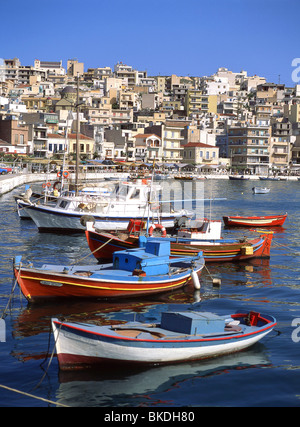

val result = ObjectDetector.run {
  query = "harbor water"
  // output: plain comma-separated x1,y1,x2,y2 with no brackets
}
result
0,178,300,407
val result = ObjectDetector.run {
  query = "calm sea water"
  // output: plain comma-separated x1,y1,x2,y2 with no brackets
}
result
0,178,300,408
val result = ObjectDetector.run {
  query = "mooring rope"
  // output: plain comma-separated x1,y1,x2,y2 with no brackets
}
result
71,236,114,265
272,240,299,254
0,384,69,407
32,322,63,391
1,262,22,319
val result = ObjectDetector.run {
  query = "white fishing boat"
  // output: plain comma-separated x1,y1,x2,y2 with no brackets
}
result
52,308,276,369
15,182,114,220
252,187,270,194
23,179,193,233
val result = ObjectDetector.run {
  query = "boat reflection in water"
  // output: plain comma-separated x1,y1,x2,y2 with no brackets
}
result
56,346,271,407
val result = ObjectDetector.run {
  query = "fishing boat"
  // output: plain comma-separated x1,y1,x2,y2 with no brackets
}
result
13,239,204,302
223,213,287,227
229,175,250,180
51,308,277,369
15,182,114,220
252,187,270,194
22,179,193,233
259,176,280,181
85,221,273,263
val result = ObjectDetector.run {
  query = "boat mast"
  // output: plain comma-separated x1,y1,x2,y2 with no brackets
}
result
75,72,80,196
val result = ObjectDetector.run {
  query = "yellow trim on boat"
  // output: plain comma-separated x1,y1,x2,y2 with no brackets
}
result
19,275,188,291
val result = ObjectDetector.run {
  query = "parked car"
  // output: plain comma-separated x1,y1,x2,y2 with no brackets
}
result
0,164,12,174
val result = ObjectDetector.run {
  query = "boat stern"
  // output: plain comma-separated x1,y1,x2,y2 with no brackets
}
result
260,232,273,258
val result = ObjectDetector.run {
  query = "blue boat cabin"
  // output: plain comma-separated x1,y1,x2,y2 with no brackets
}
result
113,239,171,275
160,311,225,335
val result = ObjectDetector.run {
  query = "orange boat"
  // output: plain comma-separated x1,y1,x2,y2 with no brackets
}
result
85,223,273,263
13,239,204,303
223,213,287,227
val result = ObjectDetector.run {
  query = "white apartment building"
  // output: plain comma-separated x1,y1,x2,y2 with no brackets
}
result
200,76,230,95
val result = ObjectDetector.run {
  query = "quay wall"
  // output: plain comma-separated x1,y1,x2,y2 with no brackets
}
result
0,172,298,197
0,172,127,196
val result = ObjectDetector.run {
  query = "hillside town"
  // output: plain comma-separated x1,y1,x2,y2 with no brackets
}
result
1,57,300,175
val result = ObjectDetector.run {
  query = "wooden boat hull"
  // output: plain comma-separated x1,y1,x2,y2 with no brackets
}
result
229,175,250,180
252,187,270,194
13,260,204,303
51,311,276,369
223,214,287,227
86,229,273,263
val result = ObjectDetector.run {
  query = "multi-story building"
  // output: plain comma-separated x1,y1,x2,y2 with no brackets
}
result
200,76,230,95
85,67,113,82
134,133,162,161
1,58,21,83
185,89,217,117
185,88,204,116
0,117,29,147
255,102,273,126
32,123,48,157
156,76,167,94
270,118,294,170
114,63,146,88
119,90,139,110
183,142,219,165
34,60,66,77
162,120,188,161
67,59,84,77
228,123,271,174
47,133,67,157
22,95,57,113
68,132,95,159
286,103,300,124
0,116,30,154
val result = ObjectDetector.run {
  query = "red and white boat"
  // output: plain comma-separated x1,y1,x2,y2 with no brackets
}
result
223,213,287,227
52,309,277,369
85,222,273,263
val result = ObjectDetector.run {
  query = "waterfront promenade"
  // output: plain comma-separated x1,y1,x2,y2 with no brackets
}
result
0,172,298,197
0,171,124,196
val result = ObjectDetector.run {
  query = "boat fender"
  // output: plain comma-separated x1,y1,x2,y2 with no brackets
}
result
148,224,167,237
213,278,221,287
80,215,95,227
191,270,200,289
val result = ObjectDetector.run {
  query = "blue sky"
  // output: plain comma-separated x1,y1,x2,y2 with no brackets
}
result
2,0,300,86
